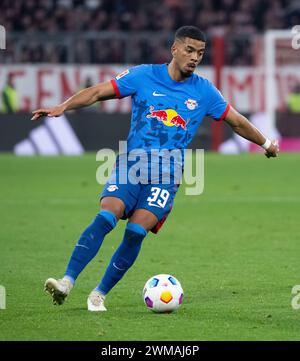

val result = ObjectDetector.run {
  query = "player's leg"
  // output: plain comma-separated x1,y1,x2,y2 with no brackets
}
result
88,209,158,311
90,183,178,304
63,197,124,282
128,209,159,230
44,197,125,305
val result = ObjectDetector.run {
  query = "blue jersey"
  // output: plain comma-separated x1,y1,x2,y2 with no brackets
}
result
111,63,229,153
103,64,229,233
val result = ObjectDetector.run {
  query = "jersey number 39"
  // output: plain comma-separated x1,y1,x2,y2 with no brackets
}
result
147,187,170,208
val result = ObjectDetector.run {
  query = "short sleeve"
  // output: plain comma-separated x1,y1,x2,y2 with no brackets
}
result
205,81,230,121
111,65,147,99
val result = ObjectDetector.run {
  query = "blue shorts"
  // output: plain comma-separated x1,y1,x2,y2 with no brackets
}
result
100,154,181,234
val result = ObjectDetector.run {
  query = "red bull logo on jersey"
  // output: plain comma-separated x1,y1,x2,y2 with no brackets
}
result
146,106,187,130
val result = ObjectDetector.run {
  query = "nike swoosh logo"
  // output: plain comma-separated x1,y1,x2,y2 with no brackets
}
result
153,91,166,96
113,262,126,271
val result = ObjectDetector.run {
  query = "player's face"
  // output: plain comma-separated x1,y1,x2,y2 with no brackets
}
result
172,37,206,77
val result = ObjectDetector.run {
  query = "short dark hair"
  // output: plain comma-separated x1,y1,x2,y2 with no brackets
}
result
175,26,206,42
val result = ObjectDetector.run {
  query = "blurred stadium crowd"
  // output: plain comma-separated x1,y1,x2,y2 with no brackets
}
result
1,0,300,64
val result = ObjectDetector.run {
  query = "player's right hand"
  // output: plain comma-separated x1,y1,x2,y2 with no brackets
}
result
31,105,66,121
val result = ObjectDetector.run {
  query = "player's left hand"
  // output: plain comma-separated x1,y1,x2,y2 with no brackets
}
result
265,140,279,158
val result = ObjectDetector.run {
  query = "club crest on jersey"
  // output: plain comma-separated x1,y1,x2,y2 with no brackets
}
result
116,69,129,80
185,99,198,110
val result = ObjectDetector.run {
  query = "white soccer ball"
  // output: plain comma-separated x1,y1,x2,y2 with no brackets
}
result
142,274,184,313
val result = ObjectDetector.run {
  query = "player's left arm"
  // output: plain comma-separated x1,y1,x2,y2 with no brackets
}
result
223,106,279,158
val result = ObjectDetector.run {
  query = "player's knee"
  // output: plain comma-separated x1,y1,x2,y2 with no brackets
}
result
100,197,125,220
129,210,158,232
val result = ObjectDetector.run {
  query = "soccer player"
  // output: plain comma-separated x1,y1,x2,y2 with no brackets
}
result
32,26,279,312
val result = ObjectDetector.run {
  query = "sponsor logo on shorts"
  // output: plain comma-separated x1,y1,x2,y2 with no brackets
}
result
107,185,118,192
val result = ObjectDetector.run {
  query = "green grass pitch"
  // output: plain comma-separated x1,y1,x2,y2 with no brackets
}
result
0,152,299,340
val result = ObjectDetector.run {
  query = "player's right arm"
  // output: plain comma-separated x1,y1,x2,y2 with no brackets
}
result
31,80,116,121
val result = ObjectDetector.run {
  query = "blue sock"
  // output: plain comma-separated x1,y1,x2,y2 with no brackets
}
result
64,210,117,283
95,222,147,295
